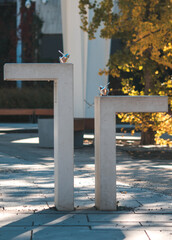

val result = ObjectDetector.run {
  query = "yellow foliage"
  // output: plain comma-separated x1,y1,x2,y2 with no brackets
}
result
98,69,109,76
79,0,172,145
118,110,172,146
131,129,135,136
163,43,172,52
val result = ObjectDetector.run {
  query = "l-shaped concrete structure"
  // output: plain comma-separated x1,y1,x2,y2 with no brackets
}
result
4,63,168,211
95,96,168,210
4,63,74,211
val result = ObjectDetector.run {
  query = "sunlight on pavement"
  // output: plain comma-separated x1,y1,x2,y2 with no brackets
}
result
11,137,39,144
0,179,34,187
153,165,172,169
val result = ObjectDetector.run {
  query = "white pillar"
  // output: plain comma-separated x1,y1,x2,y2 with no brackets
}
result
95,98,116,210
36,0,62,34
95,96,168,210
54,70,74,211
61,0,111,118
61,0,85,118
85,7,110,118
4,63,74,211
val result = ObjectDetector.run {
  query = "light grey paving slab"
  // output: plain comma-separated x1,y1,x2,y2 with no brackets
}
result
135,209,172,214
132,197,172,205
135,206,172,212
35,189,54,194
117,193,134,200
33,227,90,240
88,213,172,222
118,199,141,208
3,205,49,212
0,227,31,240
0,213,34,227
75,203,95,209
32,226,148,240
142,226,172,231
146,230,172,240
91,222,141,230
34,213,88,226
74,194,95,207
0,201,48,208
0,197,47,204
139,222,172,231
1,194,48,200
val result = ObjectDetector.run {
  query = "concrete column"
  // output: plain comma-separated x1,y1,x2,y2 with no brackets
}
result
95,98,116,210
36,0,62,34
54,70,74,210
95,96,168,210
61,0,85,118
4,63,74,211
61,0,111,118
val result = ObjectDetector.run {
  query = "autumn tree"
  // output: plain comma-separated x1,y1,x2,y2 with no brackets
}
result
79,0,172,145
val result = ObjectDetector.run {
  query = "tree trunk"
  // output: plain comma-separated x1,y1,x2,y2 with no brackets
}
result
141,62,155,145
141,128,155,145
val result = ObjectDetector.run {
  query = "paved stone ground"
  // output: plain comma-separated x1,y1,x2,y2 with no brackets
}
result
116,148,172,196
0,130,172,239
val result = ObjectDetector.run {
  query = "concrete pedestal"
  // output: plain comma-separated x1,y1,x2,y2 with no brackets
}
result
38,119,84,148
4,63,74,211
95,96,168,210
38,119,54,148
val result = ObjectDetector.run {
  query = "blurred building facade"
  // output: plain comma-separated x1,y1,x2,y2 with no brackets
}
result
0,0,120,119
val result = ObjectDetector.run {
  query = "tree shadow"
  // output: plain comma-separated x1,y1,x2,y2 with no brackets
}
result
116,149,172,196
0,132,171,240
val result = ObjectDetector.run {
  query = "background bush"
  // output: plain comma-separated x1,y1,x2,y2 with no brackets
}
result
0,87,53,109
